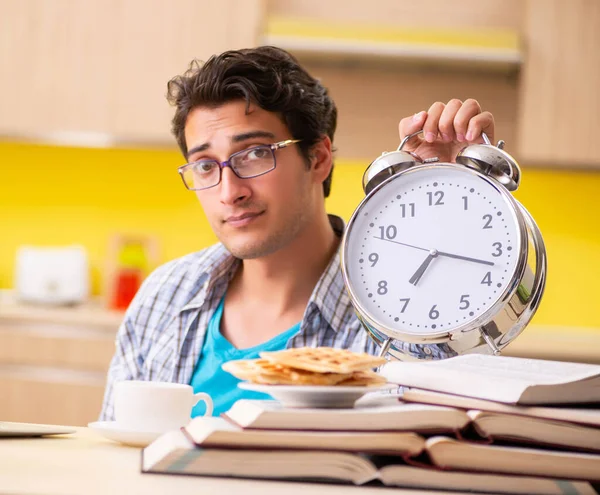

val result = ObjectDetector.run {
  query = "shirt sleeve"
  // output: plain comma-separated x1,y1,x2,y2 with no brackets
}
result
98,316,143,421
97,265,166,421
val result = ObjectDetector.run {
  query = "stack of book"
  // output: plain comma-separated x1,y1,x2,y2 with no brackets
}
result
142,354,600,494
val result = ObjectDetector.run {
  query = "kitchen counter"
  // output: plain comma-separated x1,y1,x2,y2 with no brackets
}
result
503,324,600,364
0,290,123,330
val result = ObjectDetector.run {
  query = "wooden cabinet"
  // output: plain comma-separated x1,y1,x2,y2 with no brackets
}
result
268,0,600,166
0,0,265,144
0,294,121,426
267,0,523,29
301,63,519,164
516,0,600,167
262,0,524,160
2,0,598,165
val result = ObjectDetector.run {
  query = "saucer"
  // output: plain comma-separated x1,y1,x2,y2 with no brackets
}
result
238,382,396,409
87,421,164,448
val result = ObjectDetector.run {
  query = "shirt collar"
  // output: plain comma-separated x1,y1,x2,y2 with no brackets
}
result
180,245,239,312
180,214,351,334
303,214,351,334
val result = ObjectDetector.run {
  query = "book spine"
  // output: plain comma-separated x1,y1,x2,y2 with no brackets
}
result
456,424,493,445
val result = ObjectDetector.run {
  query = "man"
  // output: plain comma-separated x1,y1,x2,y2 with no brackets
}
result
100,46,495,419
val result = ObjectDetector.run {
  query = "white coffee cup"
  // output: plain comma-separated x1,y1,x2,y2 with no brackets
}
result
114,380,213,432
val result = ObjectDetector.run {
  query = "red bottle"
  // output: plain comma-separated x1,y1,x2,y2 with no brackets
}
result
111,268,143,311
109,242,147,311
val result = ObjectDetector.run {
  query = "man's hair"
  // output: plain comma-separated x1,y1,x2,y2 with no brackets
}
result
166,46,337,197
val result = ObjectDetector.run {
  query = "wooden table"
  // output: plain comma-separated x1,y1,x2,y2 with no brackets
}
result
0,428,468,495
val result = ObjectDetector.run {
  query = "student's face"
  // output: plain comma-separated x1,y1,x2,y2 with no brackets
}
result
183,101,321,259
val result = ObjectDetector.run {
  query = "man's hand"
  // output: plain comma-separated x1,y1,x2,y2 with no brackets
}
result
398,99,495,163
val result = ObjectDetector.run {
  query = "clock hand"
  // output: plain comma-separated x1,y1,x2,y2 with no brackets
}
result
409,250,438,285
373,236,430,252
436,251,495,266
374,236,494,266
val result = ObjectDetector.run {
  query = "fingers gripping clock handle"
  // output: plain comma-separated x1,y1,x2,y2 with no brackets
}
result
398,130,492,151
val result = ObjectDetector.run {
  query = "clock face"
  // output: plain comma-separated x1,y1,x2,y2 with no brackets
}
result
343,165,523,337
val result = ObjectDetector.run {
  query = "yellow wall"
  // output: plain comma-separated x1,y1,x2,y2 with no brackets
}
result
1,142,599,329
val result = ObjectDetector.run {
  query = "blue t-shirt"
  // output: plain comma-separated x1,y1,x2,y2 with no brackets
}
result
190,296,300,417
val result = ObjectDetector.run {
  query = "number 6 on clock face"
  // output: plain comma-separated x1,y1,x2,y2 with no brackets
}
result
342,165,529,341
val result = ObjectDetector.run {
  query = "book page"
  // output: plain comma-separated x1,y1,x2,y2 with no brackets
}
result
381,355,600,403
225,399,470,432
467,409,600,452
144,445,379,485
425,436,600,481
431,355,600,384
186,416,426,455
379,464,598,495
402,388,600,427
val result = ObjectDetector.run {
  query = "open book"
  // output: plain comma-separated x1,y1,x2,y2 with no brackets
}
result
380,354,600,405
462,409,600,452
402,388,600,428
222,398,469,432
222,399,600,452
142,427,600,490
180,417,424,455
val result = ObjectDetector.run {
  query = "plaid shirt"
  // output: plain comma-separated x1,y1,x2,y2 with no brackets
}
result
100,215,451,421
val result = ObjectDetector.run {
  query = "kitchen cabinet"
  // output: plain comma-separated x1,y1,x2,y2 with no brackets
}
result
0,293,121,426
0,0,265,145
516,0,600,166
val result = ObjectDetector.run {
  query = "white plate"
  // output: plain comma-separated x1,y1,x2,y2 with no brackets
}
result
238,382,396,409
87,421,163,448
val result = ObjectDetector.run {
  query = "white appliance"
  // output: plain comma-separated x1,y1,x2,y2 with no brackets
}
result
14,245,90,305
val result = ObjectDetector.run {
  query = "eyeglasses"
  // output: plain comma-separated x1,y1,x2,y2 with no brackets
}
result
178,139,302,191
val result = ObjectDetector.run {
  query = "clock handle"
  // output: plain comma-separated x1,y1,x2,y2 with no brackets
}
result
399,130,497,151
398,129,441,161
398,130,423,151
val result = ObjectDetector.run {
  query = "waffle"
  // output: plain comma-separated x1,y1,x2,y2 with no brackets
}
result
223,357,351,385
259,347,386,374
221,358,273,380
222,347,387,387
337,370,388,387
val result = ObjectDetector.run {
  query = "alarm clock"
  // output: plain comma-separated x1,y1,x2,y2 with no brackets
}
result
341,131,547,360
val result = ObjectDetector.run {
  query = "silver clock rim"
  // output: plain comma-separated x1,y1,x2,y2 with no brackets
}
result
340,163,529,345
